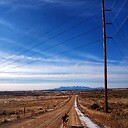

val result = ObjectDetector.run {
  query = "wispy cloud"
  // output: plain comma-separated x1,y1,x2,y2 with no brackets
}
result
0,19,17,30
0,0,127,91
0,37,23,48
0,0,49,8
0,52,127,90
0,19,25,34
0,0,15,5
0,0,91,9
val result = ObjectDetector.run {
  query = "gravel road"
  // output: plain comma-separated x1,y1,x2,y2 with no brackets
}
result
1,96,83,128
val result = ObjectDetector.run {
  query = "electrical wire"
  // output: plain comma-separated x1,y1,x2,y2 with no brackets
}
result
0,1,101,65
0,13,101,68
0,39,102,73
111,0,117,9
106,10,128,50
112,0,127,22
113,16,128,37
1,26,101,68
112,24,128,50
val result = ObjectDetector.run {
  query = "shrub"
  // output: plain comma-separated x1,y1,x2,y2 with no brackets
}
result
90,103,100,110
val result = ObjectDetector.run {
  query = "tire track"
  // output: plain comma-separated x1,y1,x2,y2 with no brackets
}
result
36,96,75,128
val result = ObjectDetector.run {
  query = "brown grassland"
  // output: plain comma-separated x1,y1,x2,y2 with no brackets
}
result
0,89,127,128
0,91,70,124
78,89,128,128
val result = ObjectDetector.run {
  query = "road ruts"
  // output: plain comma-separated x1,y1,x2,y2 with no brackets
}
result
1,96,78,128
67,103,82,127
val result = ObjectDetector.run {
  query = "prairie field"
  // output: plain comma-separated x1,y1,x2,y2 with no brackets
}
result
0,91,70,125
0,89,127,128
78,89,128,128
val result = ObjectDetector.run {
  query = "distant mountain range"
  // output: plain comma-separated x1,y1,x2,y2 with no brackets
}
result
52,86,104,91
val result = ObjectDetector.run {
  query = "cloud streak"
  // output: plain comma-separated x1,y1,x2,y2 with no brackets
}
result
0,0,127,90
0,52,127,90
0,0,96,10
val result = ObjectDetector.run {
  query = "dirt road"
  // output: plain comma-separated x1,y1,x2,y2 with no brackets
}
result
1,96,83,128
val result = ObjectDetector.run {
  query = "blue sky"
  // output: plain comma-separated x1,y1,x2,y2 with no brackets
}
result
0,0,128,91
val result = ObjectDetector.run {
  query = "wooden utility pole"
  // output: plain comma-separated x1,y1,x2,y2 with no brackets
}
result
101,0,108,113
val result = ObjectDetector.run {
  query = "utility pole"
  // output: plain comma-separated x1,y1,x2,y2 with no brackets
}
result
101,0,108,113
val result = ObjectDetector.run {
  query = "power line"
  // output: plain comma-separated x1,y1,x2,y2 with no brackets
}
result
105,5,128,38
112,38,126,57
0,39,102,73
107,37,128,64
109,11,128,44
34,26,102,55
0,13,101,68
0,22,69,64
107,36,126,57
0,26,101,69
0,1,101,65
112,24,128,50
113,39,128,63
112,0,127,22
106,9,128,50
105,2,128,43
48,40,102,59
111,0,117,9
113,16,128,37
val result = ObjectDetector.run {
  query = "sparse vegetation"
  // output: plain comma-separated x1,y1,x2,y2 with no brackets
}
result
0,89,127,128
90,103,100,110
78,89,128,128
0,91,70,125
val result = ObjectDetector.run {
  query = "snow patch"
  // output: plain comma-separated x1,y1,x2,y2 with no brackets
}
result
75,96,100,128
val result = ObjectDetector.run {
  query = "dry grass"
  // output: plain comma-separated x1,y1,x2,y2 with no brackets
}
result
0,93,70,124
1,89,127,128
78,89,128,128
